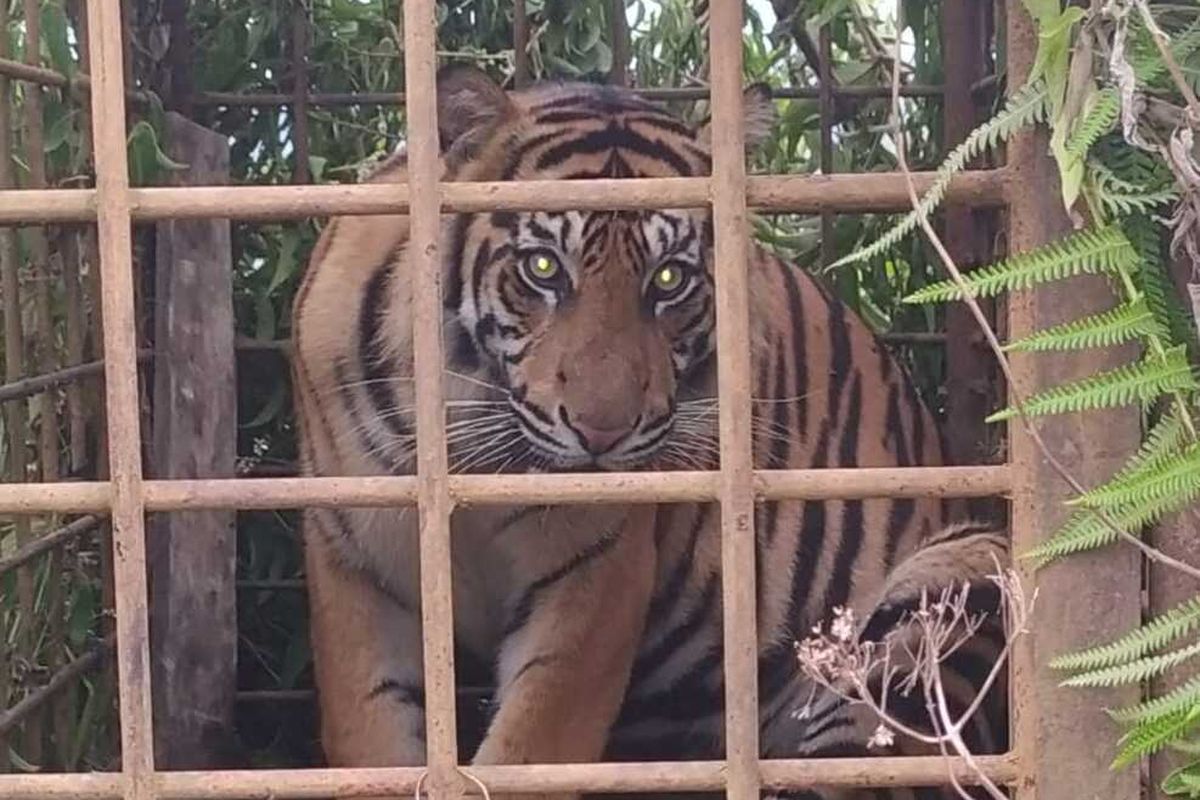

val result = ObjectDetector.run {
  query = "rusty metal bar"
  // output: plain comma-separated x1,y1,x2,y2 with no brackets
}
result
0,465,1011,514
0,753,1019,799
0,351,152,403
512,0,531,88
0,515,101,576
191,84,952,106
291,1,311,183
609,0,630,86
86,1,156,797
402,0,460,784
709,3,760,800
0,639,112,736
818,26,835,270
0,169,1009,224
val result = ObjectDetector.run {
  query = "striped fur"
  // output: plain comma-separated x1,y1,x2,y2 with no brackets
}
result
292,66,1007,799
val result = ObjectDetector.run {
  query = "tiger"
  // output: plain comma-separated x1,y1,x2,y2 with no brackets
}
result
291,65,1009,800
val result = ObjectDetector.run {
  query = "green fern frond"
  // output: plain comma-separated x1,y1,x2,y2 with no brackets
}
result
1027,471,1200,564
1079,409,1191,500
1112,705,1200,769
1093,161,1180,216
1002,297,1164,353
1133,18,1200,87
1051,596,1200,672
1112,676,1200,725
830,80,1048,270
1128,214,1200,351
1070,443,1200,510
904,226,1138,305
1066,88,1120,159
986,346,1197,423
1060,641,1200,688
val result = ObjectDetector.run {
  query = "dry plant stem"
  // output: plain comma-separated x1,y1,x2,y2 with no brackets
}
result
886,24,1200,583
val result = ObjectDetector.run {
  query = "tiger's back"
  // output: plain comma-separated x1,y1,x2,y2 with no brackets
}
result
292,67,1005,798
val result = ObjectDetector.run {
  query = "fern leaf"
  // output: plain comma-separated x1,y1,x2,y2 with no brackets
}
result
1133,18,1200,87
1128,214,1200,351
1112,705,1200,769
831,80,1048,270
1112,677,1200,725
1068,410,1191,506
1060,641,1200,688
904,226,1139,305
1070,443,1200,510
1026,455,1200,565
1002,297,1164,353
1065,88,1120,159
1093,162,1180,216
1052,596,1200,672
986,346,1197,423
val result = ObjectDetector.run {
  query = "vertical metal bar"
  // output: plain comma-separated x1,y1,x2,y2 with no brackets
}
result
709,3,760,800
402,0,460,788
85,1,156,796
0,0,28,771
513,0,531,88
609,0,630,87
818,25,835,269
1006,3,1141,800
291,0,311,184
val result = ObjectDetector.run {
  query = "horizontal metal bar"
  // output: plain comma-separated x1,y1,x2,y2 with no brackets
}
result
0,754,1017,799
0,170,1008,224
0,515,102,575
192,82,951,108
0,755,1022,798
0,466,1009,514
0,638,112,736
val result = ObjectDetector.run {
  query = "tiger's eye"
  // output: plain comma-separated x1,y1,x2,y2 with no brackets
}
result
525,253,560,283
653,265,685,294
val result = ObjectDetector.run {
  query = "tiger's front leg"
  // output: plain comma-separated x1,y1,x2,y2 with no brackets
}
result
472,506,658,800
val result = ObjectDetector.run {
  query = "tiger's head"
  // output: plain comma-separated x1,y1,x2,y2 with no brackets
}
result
436,66,775,471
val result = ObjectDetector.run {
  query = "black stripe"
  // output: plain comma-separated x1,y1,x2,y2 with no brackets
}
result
630,572,719,686
645,506,710,626
777,260,809,437
358,262,410,441
825,290,851,425
535,123,694,176
366,679,425,708
504,529,623,636
786,422,832,632
884,385,916,571
821,374,864,614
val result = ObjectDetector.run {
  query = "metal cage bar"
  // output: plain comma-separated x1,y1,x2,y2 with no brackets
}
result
0,169,1009,224
85,1,154,797
0,1,1073,798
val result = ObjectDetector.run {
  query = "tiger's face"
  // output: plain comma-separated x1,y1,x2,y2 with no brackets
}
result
436,67,774,471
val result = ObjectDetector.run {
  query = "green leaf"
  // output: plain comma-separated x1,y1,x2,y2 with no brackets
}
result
1163,760,1200,797
1059,640,1200,688
904,225,1139,304
830,80,1048,270
1070,442,1200,510
1112,679,1200,726
1113,705,1200,769
1052,596,1200,672
1003,298,1165,353
1066,88,1120,159
986,346,1197,423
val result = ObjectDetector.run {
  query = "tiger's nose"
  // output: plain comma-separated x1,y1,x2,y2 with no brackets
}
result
572,420,635,455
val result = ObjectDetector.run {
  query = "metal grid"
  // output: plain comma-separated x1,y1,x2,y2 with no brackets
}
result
0,0,1083,798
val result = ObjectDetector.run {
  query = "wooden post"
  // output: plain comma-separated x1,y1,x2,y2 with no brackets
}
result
148,112,237,770
1007,6,1143,800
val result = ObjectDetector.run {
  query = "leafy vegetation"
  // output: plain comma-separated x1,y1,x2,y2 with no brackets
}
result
860,0,1200,790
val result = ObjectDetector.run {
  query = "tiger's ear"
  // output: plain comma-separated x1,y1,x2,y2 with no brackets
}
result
436,64,517,152
698,83,777,152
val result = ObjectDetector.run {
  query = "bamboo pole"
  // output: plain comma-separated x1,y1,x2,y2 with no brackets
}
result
0,0,33,769
85,3,156,798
